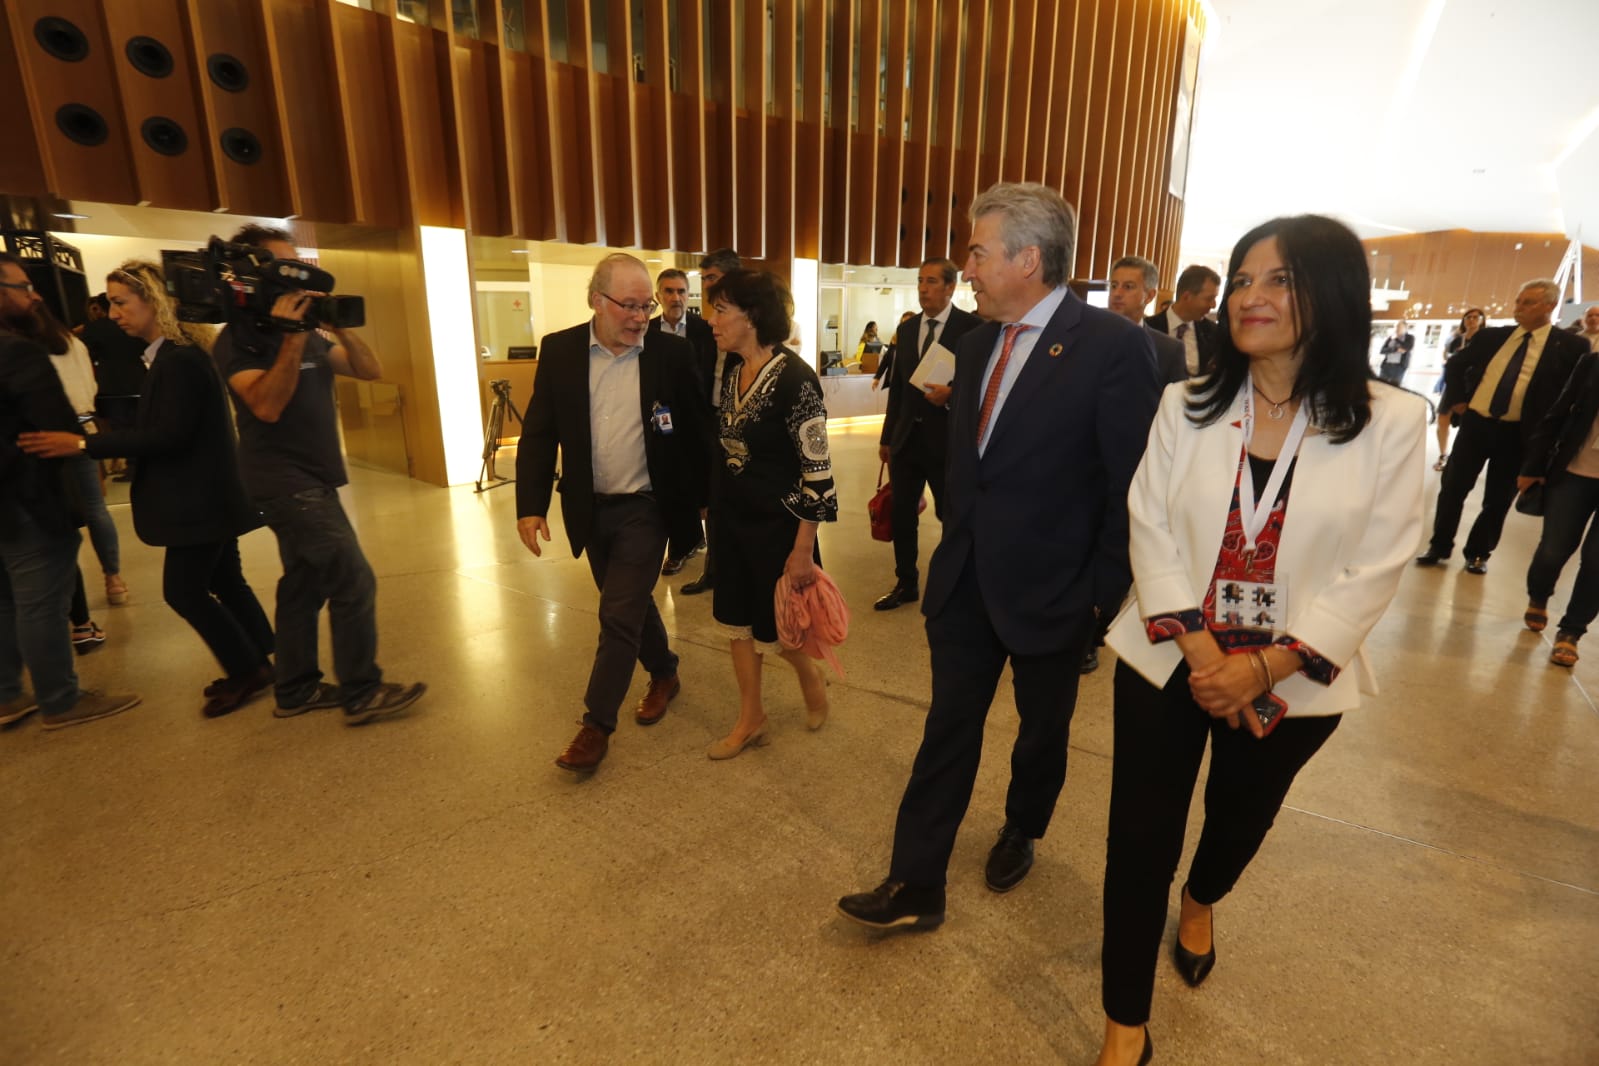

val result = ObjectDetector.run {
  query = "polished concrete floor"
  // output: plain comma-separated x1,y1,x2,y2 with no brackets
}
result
4,421,1597,1065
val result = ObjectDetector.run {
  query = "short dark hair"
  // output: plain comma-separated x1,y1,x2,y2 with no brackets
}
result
230,224,293,247
0,251,22,271
1188,215,1375,445
1175,264,1221,296
656,268,688,287
700,248,741,275
88,293,110,314
706,269,792,348
920,257,958,284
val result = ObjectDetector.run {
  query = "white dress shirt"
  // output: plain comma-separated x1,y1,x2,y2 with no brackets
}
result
587,325,652,495
976,286,1069,457
1163,307,1201,375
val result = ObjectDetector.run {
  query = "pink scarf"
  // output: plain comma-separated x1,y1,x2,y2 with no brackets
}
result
773,569,849,678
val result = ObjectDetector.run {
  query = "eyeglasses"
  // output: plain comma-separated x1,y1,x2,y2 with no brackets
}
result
599,292,659,317
0,280,35,293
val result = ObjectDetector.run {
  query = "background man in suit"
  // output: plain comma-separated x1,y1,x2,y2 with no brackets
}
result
1418,278,1590,575
1146,263,1221,375
649,268,716,577
1107,254,1187,385
838,183,1161,929
1378,320,1415,386
1577,304,1599,352
516,254,711,774
874,257,980,611
679,248,742,597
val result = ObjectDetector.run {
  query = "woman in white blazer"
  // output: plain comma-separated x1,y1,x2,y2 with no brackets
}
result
1093,216,1426,1066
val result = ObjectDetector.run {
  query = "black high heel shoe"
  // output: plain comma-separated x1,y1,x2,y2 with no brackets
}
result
1139,1026,1154,1065
1173,884,1216,988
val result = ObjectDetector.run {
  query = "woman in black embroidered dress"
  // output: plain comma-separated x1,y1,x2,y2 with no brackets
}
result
703,270,838,760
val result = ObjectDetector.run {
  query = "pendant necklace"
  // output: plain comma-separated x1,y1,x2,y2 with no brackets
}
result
1252,383,1291,421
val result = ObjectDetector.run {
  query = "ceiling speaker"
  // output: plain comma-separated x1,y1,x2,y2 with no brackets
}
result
34,17,90,62
56,103,109,146
207,53,250,92
220,127,262,165
141,116,188,156
126,36,174,78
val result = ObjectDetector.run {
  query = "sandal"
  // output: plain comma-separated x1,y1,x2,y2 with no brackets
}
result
1551,632,1580,668
1433,454,1448,471
1524,604,1549,632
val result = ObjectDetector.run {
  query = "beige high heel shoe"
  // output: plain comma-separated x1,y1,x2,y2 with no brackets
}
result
802,665,831,731
708,717,769,760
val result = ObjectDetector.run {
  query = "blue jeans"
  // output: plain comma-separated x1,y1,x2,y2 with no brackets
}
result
1526,473,1599,636
258,486,381,707
66,456,119,575
0,506,81,713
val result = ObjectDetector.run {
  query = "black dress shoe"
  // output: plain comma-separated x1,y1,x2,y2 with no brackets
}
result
837,880,945,929
1464,556,1489,575
1080,645,1100,674
1414,551,1449,567
680,573,713,595
873,584,919,611
984,824,1035,892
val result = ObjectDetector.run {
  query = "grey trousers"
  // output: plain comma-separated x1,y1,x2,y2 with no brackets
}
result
582,494,678,732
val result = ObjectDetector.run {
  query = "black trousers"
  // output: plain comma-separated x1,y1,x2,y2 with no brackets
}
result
1428,411,1523,559
888,423,947,587
1526,473,1599,636
1101,661,1339,1026
163,539,275,680
582,494,677,733
888,556,1092,886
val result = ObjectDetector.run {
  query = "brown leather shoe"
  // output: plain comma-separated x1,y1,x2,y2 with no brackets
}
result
635,674,681,725
555,723,609,773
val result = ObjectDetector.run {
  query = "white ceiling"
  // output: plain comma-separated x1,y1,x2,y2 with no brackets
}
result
1181,0,1599,262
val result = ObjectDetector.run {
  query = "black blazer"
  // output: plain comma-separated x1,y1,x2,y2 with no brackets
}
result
1144,308,1218,374
1144,323,1188,384
924,290,1162,655
1522,352,1599,484
647,313,717,406
85,342,261,548
1442,325,1589,445
516,322,711,560
880,306,982,456
0,334,82,536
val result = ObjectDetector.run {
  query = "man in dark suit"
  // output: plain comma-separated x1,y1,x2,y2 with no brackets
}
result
838,183,1162,929
648,267,716,576
1107,254,1187,385
1145,263,1220,376
1377,320,1415,386
678,248,742,597
873,257,981,610
516,253,712,774
1418,278,1589,574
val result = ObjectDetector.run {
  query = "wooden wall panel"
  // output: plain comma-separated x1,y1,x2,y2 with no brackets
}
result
873,0,908,266
332,3,407,228
186,0,292,217
845,0,880,265
766,0,797,265
0,14,48,195
1000,0,1037,185
820,0,854,264
639,0,674,251
1045,0,1081,194
447,37,507,235
1089,0,1135,277
953,0,988,245
794,0,825,259
737,0,768,257
1022,0,1057,186
260,0,350,223
1073,0,1118,279
897,0,935,266
925,0,963,263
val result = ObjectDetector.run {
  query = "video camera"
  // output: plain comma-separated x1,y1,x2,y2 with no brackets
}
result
161,236,365,331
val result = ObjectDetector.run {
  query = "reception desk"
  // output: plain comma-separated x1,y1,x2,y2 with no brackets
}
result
818,373,889,419
477,359,538,441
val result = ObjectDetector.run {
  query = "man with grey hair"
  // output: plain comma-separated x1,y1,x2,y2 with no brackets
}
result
1107,254,1187,386
517,253,712,773
1418,278,1590,574
839,182,1161,929
1578,304,1599,352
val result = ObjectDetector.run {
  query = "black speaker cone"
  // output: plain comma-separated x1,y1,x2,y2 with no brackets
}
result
126,36,174,78
35,17,89,62
220,127,262,165
142,117,188,156
56,104,109,147
207,53,249,92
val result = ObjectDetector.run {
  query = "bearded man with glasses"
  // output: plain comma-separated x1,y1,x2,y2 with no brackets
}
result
516,253,713,773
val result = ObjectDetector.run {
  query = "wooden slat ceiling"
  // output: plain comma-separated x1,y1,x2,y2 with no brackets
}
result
2,0,1205,283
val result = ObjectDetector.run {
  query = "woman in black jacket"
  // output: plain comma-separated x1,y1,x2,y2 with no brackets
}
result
21,260,274,716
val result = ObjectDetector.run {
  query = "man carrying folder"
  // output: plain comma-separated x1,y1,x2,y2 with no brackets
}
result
875,258,980,611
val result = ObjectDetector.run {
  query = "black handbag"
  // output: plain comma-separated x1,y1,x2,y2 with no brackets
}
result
1515,483,1545,517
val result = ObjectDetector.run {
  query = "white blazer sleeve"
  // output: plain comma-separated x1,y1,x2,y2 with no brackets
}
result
1127,385,1204,617
1286,391,1427,667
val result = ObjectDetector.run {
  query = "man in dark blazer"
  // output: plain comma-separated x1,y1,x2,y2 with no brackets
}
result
874,257,981,610
647,267,716,576
1145,263,1220,376
1377,320,1415,386
1107,254,1187,385
516,253,712,774
678,247,742,597
839,183,1162,929
1418,278,1589,574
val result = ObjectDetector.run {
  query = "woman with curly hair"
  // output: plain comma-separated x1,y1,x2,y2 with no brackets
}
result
21,260,274,718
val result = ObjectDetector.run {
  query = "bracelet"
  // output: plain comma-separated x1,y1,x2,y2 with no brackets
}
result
1252,649,1275,693
1245,651,1269,693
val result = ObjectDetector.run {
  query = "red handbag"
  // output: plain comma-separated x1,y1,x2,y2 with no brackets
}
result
867,462,924,542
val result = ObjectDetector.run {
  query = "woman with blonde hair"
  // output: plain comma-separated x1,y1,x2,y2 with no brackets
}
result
21,260,274,718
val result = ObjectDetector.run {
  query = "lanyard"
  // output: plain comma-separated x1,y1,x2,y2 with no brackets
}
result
1239,372,1310,562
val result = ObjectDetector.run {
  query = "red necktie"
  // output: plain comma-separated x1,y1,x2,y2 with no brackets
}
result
976,324,1030,445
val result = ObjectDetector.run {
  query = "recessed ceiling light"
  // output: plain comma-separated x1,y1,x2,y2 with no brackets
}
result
53,212,90,219
1472,168,1486,175
510,249,528,254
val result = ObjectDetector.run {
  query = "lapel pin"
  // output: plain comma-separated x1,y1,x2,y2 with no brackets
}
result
1048,343,1063,358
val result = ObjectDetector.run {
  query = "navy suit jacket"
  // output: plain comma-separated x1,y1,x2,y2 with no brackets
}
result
646,312,717,406
1144,322,1188,383
923,289,1162,655
880,305,982,455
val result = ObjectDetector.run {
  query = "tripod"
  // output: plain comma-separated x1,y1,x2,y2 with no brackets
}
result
475,378,525,493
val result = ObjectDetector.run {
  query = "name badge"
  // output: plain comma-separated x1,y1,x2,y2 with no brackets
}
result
651,402,674,435
1210,578,1288,634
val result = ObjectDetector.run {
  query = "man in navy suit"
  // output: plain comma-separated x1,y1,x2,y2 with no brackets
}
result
873,257,981,610
1145,263,1220,376
839,183,1163,929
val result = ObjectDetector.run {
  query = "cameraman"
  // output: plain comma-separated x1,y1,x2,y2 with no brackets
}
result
213,225,425,724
